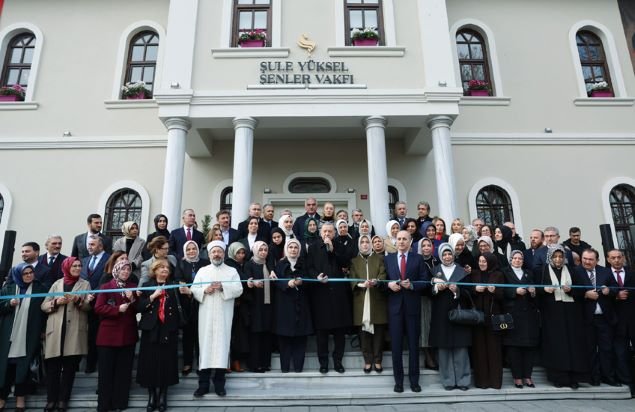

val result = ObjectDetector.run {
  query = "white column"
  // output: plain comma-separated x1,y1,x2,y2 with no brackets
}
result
428,115,457,223
364,116,390,237
161,118,191,230
231,117,257,228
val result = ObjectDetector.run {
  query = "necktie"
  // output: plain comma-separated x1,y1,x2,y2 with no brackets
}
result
89,255,97,271
186,228,192,241
48,256,55,266
616,270,624,288
158,289,166,323
400,254,406,281
589,270,596,288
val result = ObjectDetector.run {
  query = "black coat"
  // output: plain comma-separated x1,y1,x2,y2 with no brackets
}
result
273,258,313,337
333,234,358,271
501,267,540,347
306,240,352,330
0,281,46,387
428,266,472,348
612,267,635,339
243,260,274,333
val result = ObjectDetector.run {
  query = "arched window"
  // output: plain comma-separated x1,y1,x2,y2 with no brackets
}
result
388,185,399,218
288,177,331,193
456,29,492,95
0,193,4,224
1,32,35,90
124,31,159,96
576,30,613,94
104,188,143,240
610,184,635,266
476,185,514,228
220,186,233,211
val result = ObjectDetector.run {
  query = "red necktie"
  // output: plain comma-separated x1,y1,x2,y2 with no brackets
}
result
158,289,166,323
400,254,406,281
616,270,624,288
186,228,192,241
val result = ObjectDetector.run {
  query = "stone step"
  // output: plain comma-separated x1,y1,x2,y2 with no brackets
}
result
17,367,631,409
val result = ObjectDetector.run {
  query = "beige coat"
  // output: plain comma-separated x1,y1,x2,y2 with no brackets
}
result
41,278,92,359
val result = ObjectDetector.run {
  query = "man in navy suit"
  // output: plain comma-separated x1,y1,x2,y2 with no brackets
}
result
169,208,204,259
216,210,239,246
523,229,543,271
19,241,53,288
384,230,430,393
292,197,320,241
606,249,634,390
71,213,113,259
575,248,619,386
80,235,110,373
39,235,67,282
392,201,408,229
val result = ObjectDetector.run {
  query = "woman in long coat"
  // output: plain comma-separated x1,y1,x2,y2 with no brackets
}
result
41,257,93,412
225,242,249,372
349,235,387,373
94,260,138,412
469,252,505,389
537,244,589,388
137,259,182,412
502,250,540,388
0,264,46,412
418,237,439,369
429,243,472,390
243,241,274,372
113,221,146,278
273,239,313,373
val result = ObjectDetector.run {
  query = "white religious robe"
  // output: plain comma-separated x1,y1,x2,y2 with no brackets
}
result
191,263,243,369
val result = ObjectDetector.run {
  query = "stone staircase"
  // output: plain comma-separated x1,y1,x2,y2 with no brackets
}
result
18,349,632,409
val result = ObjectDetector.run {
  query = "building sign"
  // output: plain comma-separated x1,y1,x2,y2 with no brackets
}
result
259,60,355,85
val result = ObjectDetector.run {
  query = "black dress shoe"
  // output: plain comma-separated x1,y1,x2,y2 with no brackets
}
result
525,382,535,388
374,364,383,373
193,387,208,398
410,384,422,392
554,383,564,388
363,366,372,374
590,379,601,386
319,366,328,374
181,365,192,376
571,382,579,389
514,383,523,389
394,383,404,393
215,388,227,397
444,385,455,391
458,386,469,391
84,367,96,374
334,363,345,373
44,401,57,412
603,379,622,387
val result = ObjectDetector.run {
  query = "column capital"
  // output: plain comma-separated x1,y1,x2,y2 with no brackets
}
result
427,115,454,131
364,116,387,130
164,117,191,132
232,117,258,130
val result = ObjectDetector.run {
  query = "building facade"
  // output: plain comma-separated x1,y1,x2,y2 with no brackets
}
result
0,0,634,264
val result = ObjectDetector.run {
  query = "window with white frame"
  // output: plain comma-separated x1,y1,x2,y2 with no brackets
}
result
609,184,635,266
0,32,35,94
476,185,514,228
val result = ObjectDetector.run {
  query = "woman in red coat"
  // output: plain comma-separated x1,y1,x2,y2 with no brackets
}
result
94,260,138,412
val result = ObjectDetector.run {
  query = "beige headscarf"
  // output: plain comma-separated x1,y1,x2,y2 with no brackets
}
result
121,221,138,239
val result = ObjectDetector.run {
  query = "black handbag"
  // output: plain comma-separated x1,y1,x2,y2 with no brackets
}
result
491,313,514,331
448,292,484,326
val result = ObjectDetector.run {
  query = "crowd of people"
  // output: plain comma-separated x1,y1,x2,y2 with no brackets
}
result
0,198,633,411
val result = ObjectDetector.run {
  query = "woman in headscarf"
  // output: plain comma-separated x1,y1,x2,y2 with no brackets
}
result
417,237,438,370
300,217,320,255
476,235,508,269
267,227,286,269
462,225,477,253
140,236,178,287
243,241,274,372
371,235,386,255
175,240,209,376
383,220,400,254
0,264,46,412
94,260,138,412
279,214,296,240
469,252,505,389
144,214,170,260
429,243,472,391
225,242,249,372
349,235,387,373
494,225,513,262
41,257,93,412
333,219,357,274
99,251,129,285
137,259,181,412
358,218,373,238
448,233,474,274
404,218,422,247
273,239,313,373
113,221,146,278
502,250,540,388
537,244,589,389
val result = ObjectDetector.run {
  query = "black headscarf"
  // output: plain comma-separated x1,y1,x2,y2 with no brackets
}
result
152,214,171,238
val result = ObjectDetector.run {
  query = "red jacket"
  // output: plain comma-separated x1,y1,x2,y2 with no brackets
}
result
94,279,138,347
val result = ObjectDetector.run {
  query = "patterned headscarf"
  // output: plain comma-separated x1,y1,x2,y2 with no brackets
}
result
61,256,80,286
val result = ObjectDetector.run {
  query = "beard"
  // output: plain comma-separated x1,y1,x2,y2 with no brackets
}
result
212,258,223,266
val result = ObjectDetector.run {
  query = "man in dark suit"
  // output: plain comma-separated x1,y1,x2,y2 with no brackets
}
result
415,202,433,236
216,210,239,246
606,249,634,391
292,197,320,241
80,236,110,373
261,204,278,237
384,230,430,393
71,213,113,259
169,208,204,260
532,226,573,275
393,201,408,228
39,235,67,282
575,248,619,386
523,229,544,271
237,203,273,243
16,241,53,288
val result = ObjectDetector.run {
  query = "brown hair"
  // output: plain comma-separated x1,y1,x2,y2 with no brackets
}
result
147,236,169,255
105,251,127,274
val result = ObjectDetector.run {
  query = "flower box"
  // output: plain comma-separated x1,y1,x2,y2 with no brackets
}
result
125,91,147,100
0,95,21,102
239,39,266,48
352,39,379,47
468,89,490,97
590,90,613,98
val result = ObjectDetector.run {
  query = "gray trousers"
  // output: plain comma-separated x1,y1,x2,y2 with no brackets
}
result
438,347,471,387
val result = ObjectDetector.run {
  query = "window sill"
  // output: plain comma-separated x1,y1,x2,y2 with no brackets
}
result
327,46,406,57
0,101,38,110
211,47,290,59
459,96,511,106
104,99,158,109
574,97,634,106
